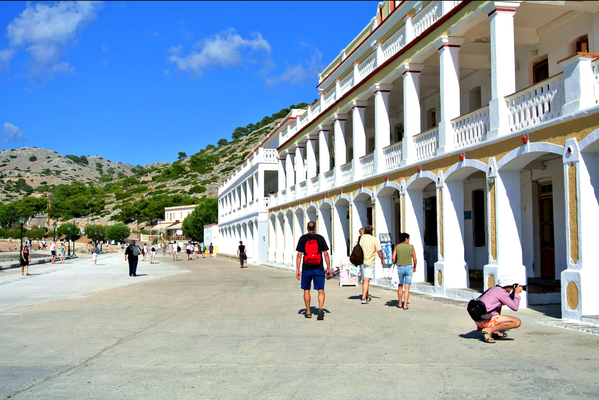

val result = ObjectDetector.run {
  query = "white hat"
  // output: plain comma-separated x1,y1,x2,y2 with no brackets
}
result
497,275,514,287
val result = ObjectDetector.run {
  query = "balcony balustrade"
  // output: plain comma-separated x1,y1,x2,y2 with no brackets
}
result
452,106,489,149
358,51,377,80
413,1,442,38
414,127,439,161
382,26,405,62
323,170,335,188
360,153,375,178
506,73,564,132
339,162,353,185
383,141,402,171
340,74,354,97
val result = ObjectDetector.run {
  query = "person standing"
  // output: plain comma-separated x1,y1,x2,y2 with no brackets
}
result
92,244,98,266
173,241,179,261
124,240,141,277
21,245,31,276
238,241,246,268
357,225,384,304
295,221,332,320
392,233,417,310
194,243,199,259
209,243,214,257
202,243,206,258
50,240,57,264
60,242,66,264
150,243,156,264
142,243,148,262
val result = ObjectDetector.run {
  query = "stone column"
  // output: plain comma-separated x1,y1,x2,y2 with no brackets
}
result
295,144,306,185
351,101,368,179
436,36,464,155
285,148,295,189
278,155,286,193
373,83,392,174
400,63,423,165
483,2,519,139
332,113,348,177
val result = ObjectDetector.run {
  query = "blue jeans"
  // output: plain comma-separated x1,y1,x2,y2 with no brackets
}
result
128,258,138,276
397,265,413,285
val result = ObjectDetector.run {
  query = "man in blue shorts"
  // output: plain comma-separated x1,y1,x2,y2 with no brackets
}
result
295,221,332,320
392,232,417,310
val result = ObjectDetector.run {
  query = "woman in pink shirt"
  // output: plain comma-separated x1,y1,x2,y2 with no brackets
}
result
477,275,523,343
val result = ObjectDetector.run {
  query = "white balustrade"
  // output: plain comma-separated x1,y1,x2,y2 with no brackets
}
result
506,73,564,132
383,141,402,171
310,176,319,191
452,106,489,149
382,26,405,62
340,162,353,184
413,0,442,38
289,185,296,199
297,112,308,129
261,148,278,163
323,89,336,108
360,153,375,178
358,51,377,80
414,127,439,161
340,74,354,96
323,170,335,189
298,180,307,198
263,196,270,210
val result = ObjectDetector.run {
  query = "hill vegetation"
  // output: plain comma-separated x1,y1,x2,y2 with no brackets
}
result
0,103,308,237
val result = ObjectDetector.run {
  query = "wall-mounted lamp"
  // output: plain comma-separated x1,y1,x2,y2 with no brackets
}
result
487,177,495,186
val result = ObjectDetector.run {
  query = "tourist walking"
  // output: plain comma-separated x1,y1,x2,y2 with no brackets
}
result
92,245,99,266
202,243,206,258
21,245,31,276
173,242,179,261
295,221,332,320
392,233,417,310
60,242,66,264
238,241,246,268
142,244,148,262
357,225,384,304
186,243,192,260
475,275,523,344
194,243,199,259
209,243,214,257
124,240,142,277
150,243,156,264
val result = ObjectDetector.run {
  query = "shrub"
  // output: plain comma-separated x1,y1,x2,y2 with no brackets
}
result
29,156,37,162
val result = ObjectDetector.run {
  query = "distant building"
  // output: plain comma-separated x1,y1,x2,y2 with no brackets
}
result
203,223,219,248
164,205,196,237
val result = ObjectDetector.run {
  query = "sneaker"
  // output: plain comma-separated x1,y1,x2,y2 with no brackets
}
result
361,298,368,304
367,295,372,303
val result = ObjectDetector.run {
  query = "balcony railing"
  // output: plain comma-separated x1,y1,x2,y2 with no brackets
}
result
412,0,442,38
452,106,489,149
323,89,336,108
323,170,335,187
506,73,564,132
414,127,439,161
340,162,353,184
360,152,375,178
310,175,319,189
358,51,377,80
340,74,354,96
263,196,270,209
382,26,405,62
383,141,402,171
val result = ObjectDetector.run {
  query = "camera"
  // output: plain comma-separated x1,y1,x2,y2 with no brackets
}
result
509,283,527,299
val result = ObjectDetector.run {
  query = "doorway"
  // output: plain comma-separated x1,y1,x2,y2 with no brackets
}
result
538,182,555,278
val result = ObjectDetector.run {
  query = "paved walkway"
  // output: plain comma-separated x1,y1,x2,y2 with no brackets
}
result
0,254,598,399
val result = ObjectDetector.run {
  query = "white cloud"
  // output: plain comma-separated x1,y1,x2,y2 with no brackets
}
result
3,123,25,144
264,45,323,86
6,1,102,83
169,29,271,76
101,44,108,53
0,49,15,68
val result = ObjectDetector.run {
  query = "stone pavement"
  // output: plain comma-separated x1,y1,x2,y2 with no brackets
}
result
0,254,598,399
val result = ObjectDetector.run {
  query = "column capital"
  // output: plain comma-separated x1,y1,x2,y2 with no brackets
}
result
351,100,369,109
307,133,319,141
317,124,331,133
482,1,520,16
399,62,425,75
435,36,464,52
286,145,296,154
371,83,393,93
331,113,348,123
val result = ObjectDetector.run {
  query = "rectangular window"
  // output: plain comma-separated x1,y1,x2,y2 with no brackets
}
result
576,36,589,53
533,58,549,84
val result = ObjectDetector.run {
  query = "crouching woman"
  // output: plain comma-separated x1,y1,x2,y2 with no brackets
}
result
477,275,523,343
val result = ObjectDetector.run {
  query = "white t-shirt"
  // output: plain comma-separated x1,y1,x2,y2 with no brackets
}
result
50,242,56,252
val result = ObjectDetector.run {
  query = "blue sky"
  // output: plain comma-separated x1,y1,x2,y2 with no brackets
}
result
0,1,375,166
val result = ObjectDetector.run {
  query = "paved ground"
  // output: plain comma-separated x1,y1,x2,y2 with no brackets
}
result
0,253,598,399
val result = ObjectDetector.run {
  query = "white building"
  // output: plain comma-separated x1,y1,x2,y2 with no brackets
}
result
164,205,196,237
203,223,219,249
218,0,599,323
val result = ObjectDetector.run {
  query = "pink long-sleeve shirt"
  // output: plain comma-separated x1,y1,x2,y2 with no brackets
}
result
480,287,521,316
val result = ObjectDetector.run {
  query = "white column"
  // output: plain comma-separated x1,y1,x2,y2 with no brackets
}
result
332,114,348,177
278,156,286,193
436,36,463,155
295,145,306,185
306,134,318,179
318,126,331,174
559,54,596,114
242,181,247,206
373,83,392,174
372,40,384,67
285,149,295,189
353,62,361,85
352,101,368,178
400,63,423,164
254,172,260,203
403,14,414,42
483,2,519,139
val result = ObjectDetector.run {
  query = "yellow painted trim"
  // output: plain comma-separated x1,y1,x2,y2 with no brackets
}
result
438,188,444,258
490,182,497,261
568,164,579,264
401,194,406,232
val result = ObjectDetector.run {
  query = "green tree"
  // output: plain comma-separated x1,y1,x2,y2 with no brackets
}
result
217,138,228,147
181,198,217,242
84,224,105,239
178,152,187,160
106,223,131,243
57,223,80,242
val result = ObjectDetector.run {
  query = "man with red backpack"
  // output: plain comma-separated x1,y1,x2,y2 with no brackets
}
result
295,221,332,320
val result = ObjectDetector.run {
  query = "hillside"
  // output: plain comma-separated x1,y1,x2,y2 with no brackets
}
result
0,103,303,230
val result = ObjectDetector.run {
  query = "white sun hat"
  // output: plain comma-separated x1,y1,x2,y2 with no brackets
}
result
497,275,515,287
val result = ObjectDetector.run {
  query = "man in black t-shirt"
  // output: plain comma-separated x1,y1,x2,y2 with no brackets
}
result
124,240,141,277
296,221,331,320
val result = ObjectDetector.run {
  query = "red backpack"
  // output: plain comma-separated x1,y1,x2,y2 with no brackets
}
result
303,234,322,266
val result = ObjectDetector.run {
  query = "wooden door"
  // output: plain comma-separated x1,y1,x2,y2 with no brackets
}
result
538,183,555,278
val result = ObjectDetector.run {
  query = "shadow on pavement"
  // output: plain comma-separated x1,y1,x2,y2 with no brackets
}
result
528,304,561,319
298,307,330,315
459,330,483,340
